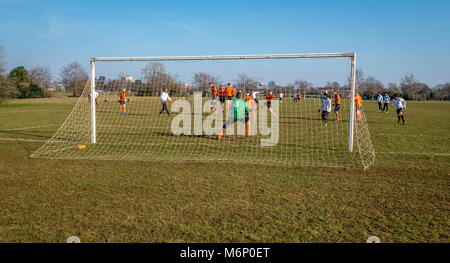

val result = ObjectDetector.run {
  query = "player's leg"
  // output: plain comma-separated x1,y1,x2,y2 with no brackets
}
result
218,117,235,140
164,102,170,115
159,102,165,114
356,107,361,121
335,104,340,121
321,110,327,125
244,115,250,136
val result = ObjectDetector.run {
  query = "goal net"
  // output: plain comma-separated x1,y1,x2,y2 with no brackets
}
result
31,54,375,169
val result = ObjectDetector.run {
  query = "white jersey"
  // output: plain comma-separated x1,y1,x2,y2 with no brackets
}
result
392,98,406,110
160,92,171,102
377,94,383,103
89,91,99,99
320,98,332,112
252,91,259,99
279,93,284,99
383,95,390,104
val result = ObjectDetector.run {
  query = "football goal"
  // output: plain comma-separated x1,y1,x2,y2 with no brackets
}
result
31,53,375,169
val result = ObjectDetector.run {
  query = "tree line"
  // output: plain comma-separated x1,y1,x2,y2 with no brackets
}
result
0,46,89,104
0,45,449,105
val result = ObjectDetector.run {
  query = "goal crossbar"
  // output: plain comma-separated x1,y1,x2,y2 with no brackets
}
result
91,53,355,62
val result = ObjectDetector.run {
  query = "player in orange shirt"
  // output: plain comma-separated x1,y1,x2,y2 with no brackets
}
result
218,85,226,111
333,90,342,121
119,88,127,114
266,91,277,116
225,83,236,110
210,83,218,112
354,93,363,121
294,91,302,102
245,92,257,121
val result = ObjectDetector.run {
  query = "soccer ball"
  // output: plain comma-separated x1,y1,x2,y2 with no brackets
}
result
259,82,264,87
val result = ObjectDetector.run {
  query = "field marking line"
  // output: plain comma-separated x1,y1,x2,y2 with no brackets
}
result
379,151,450,156
0,138,47,142
1,124,57,131
0,109,69,114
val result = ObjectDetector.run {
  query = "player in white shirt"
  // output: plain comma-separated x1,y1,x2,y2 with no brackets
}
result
391,94,406,124
88,90,99,106
250,89,260,110
279,92,284,102
382,92,390,113
159,88,172,115
319,93,332,125
376,92,383,112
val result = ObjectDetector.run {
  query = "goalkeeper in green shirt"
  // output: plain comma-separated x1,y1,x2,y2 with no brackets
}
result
218,90,250,140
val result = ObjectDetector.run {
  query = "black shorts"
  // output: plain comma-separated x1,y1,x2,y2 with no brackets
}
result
227,96,233,100
267,102,272,108
334,104,341,111
119,101,126,105
396,108,403,114
219,96,225,103
321,110,329,118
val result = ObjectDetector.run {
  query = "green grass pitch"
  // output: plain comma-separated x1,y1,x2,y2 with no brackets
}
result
0,97,448,242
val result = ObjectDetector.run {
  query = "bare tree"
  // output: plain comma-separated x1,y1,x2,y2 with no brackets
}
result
193,72,219,95
30,66,53,97
347,69,364,90
141,62,166,83
235,74,258,92
361,76,384,99
139,63,181,96
0,46,6,75
0,46,17,104
60,62,88,97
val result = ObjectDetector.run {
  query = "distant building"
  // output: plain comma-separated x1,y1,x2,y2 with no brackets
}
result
56,83,66,92
121,76,136,83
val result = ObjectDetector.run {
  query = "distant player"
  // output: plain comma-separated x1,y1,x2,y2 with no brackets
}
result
266,91,276,116
159,88,171,115
333,90,341,121
210,83,218,112
218,85,226,111
250,89,260,110
382,92,390,113
88,90,99,106
392,94,406,124
225,83,236,110
218,90,250,140
294,91,302,102
119,88,127,114
279,92,284,102
376,92,383,112
245,92,257,121
319,93,332,125
355,92,363,121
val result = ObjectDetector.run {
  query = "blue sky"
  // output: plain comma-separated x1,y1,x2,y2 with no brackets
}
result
0,0,449,86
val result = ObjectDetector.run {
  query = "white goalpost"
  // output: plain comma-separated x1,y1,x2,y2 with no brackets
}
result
31,53,375,169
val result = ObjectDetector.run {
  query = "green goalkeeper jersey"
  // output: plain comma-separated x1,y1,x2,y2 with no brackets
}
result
231,98,249,119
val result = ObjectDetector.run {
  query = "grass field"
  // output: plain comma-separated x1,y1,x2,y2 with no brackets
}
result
0,96,448,242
